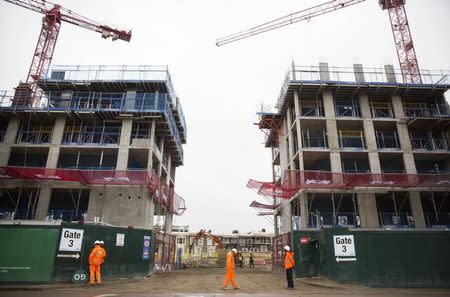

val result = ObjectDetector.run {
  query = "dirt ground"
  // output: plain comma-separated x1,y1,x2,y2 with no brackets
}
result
1,267,450,297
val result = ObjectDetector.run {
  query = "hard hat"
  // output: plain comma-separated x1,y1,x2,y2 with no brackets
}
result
232,248,237,253
94,240,100,245
284,245,290,251
100,240,104,245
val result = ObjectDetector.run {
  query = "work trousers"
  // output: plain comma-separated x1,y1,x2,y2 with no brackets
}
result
89,264,102,285
223,269,237,288
285,267,294,289
249,260,254,268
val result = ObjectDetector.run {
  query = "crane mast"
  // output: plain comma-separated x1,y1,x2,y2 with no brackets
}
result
216,0,423,84
3,0,132,106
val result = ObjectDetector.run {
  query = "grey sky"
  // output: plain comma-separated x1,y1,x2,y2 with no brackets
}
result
1,0,449,233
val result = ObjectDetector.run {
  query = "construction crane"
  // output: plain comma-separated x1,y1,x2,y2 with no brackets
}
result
3,0,132,105
216,0,421,84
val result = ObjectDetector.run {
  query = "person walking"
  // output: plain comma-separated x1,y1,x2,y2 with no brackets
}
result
284,245,295,290
249,252,255,268
222,248,239,290
89,240,106,286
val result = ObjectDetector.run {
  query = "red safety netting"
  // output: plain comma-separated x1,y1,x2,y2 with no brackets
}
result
249,200,279,210
248,170,450,200
247,179,298,199
0,166,186,215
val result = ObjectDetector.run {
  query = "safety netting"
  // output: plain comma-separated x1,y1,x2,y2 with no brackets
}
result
248,170,450,200
0,166,186,215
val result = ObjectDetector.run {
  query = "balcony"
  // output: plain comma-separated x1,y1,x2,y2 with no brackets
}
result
62,124,121,146
335,99,360,117
17,128,52,144
376,131,400,150
410,131,449,151
302,130,328,148
403,103,449,118
371,100,393,118
339,130,365,149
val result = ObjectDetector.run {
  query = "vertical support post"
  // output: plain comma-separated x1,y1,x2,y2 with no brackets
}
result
0,117,21,166
46,116,66,168
116,118,133,170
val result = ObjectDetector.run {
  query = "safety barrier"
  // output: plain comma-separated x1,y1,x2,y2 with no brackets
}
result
0,166,186,215
248,170,450,199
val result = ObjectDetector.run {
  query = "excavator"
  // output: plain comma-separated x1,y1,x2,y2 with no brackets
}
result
189,229,226,267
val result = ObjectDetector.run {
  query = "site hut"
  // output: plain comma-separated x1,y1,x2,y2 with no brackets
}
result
252,63,450,235
0,65,187,233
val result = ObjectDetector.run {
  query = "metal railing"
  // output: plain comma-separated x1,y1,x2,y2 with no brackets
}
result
307,211,358,228
62,126,121,146
376,132,400,150
335,104,360,117
300,106,324,117
411,137,448,151
44,65,177,105
303,133,328,148
277,65,450,109
17,130,52,144
339,137,365,149
404,104,449,118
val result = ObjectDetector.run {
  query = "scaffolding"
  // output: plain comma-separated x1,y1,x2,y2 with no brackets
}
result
0,166,186,216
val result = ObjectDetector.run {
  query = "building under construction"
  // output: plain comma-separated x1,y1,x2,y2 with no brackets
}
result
0,65,186,231
250,63,450,233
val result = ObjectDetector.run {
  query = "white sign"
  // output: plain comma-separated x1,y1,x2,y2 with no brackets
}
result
59,228,84,252
116,233,125,246
333,235,356,257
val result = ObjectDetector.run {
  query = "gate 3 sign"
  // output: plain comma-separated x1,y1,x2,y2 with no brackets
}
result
333,235,356,257
59,228,84,252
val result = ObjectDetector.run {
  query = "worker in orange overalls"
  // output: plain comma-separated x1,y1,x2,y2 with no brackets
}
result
284,245,295,290
222,248,239,290
89,240,106,285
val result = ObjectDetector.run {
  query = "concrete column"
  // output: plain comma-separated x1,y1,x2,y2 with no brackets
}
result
323,91,342,173
299,192,308,229
116,118,133,170
360,94,381,173
409,191,426,228
357,193,379,228
46,116,66,168
147,120,156,170
392,95,417,174
35,186,52,220
280,202,292,234
124,91,137,110
0,117,20,166
384,65,397,83
294,90,304,170
158,138,164,177
319,62,330,81
286,106,295,168
353,64,365,83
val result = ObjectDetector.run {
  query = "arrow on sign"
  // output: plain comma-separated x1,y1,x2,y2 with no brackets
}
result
336,257,357,263
57,253,80,259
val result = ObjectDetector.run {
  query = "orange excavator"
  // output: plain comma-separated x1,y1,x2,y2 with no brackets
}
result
189,229,226,267
189,229,223,251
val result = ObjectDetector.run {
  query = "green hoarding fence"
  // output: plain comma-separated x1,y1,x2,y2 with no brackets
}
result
0,223,153,283
0,225,59,283
293,229,450,288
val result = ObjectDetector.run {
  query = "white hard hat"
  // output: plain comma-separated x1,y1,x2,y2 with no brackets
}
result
232,248,237,253
284,245,290,251
100,241,104,245
94,240,100,245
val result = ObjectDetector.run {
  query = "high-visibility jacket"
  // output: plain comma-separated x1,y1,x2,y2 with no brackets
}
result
99,247,107,264
226,251,235,270
284,251,295,269
89,245,106,266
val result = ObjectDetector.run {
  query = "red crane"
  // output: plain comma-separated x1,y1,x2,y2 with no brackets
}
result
216,0,421,84
3,0,132,105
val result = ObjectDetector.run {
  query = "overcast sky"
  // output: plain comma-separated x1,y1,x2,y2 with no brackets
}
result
1,0,449,234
